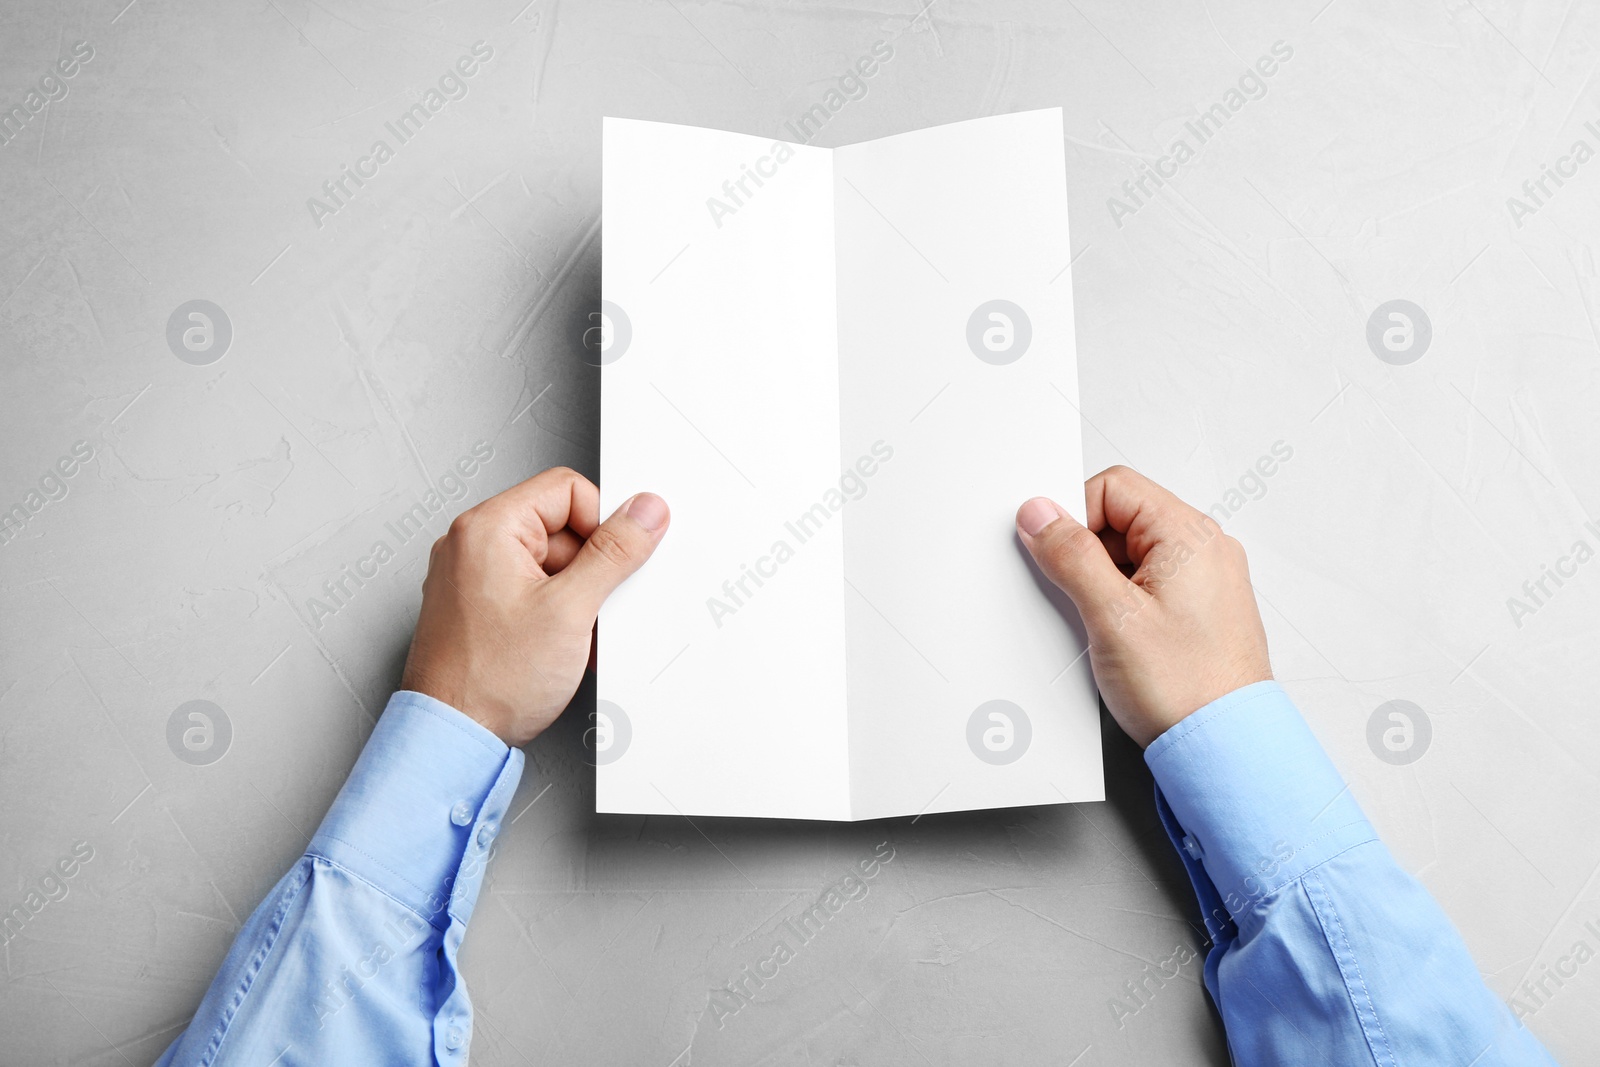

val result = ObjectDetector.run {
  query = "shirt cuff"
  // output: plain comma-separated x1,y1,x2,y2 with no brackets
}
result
308,690,525,931
1145,680,1377,936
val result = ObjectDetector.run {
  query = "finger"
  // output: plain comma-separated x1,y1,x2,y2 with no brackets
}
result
1017,496,1144,624
544,529,585,574
1097,527,1132,568
551,492,670,616
1085,465,1211,567
463,467,601,568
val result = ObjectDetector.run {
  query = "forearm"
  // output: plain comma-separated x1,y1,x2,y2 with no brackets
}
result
1148,682,1556,1065
155,692,523,1066
151,466,657,1063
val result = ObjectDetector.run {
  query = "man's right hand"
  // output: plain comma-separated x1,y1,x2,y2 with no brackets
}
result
1015,466,1274,748
401,467,669,749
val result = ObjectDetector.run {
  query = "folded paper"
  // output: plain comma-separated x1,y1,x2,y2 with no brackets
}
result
598,109,1101,820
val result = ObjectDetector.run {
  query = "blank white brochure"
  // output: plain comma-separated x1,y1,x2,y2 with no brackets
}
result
598,108,1102,820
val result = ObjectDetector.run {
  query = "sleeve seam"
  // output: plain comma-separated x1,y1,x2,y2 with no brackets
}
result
306,852,453,930
1302,869,1397,1067
307,836,457,931
1213,838,1380,930
1245,828,1381,903
197,860,313,1067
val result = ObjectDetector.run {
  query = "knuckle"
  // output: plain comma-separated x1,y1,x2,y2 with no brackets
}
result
586,525,635,569
1039,526,1101,583
543,465,595,495
1089,463,1131,484
1053,524,1101,561
1228,538,1253,574
447,509,484,540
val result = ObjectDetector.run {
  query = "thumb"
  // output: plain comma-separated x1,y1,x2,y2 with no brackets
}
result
555,492,670,615
1016,496,1142,625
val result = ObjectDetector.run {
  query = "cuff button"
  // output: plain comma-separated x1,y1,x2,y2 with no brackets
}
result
1182,834,1204,861
450,801,473,827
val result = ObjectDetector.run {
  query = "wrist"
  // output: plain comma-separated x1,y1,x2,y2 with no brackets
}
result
461,704,521,748
1142,665,1275,748
400,668,519,748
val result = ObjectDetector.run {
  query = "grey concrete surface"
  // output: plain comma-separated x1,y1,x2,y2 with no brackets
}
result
2,1,1598,1064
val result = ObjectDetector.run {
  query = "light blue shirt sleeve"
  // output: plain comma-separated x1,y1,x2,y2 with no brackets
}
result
1147,680,1558,1066
154,691,524,1067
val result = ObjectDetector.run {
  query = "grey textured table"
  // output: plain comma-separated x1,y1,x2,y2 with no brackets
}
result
2,1,1596,1064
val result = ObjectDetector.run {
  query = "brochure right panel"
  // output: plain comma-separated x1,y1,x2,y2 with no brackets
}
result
832,109,1104,820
